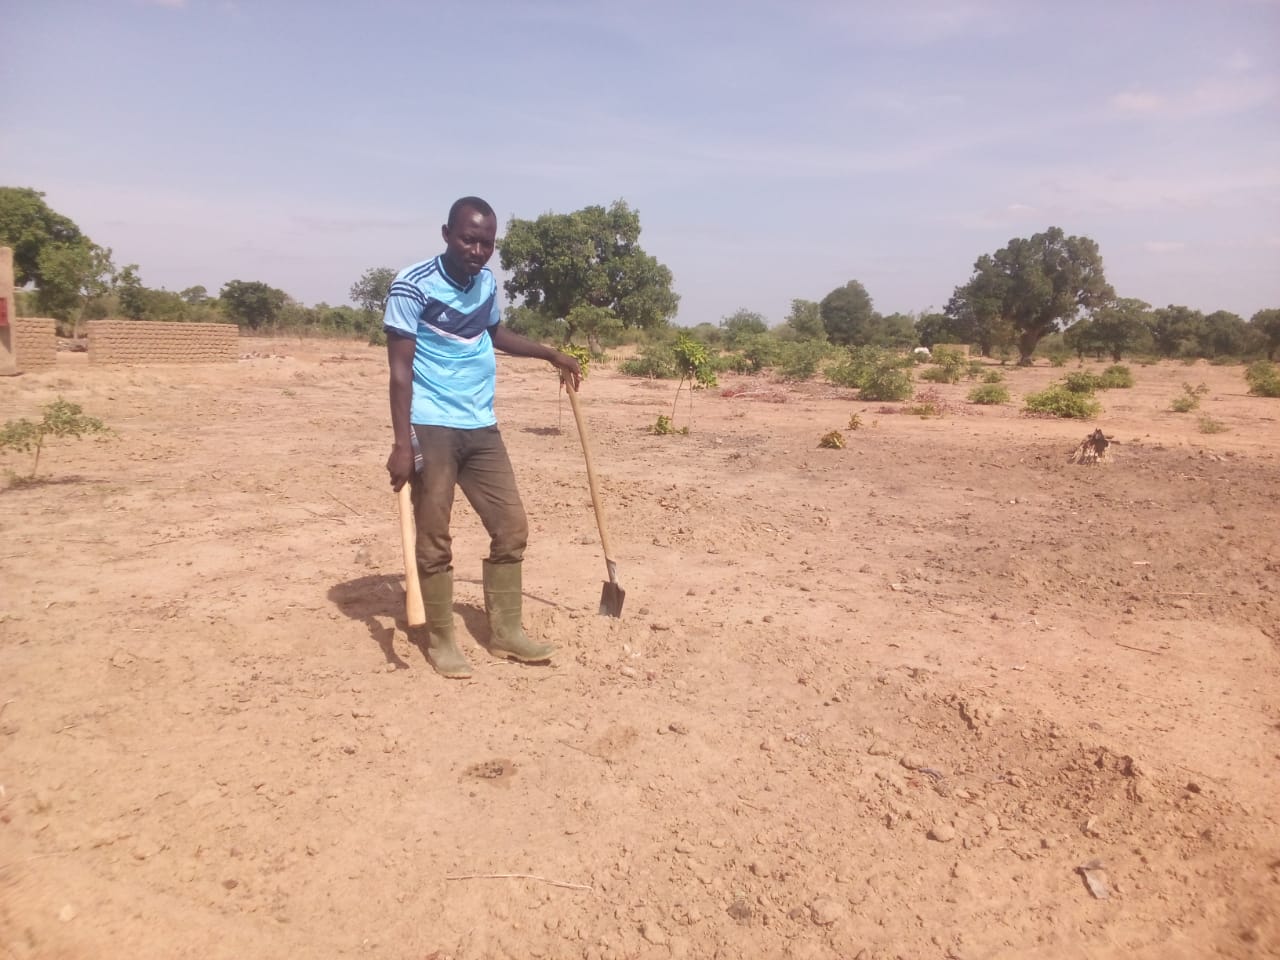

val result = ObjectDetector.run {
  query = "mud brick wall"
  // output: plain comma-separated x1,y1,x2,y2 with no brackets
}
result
13,317,57,371
87,320,239,365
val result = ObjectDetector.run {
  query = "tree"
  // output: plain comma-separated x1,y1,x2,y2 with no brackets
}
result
1150,305,1205,358
115,264,147,319
819,280,875,346
0,187,115,322
1200,310,1252,358
871,312,919,349
951,228,1113,363
566,303,623,354
220,279,287,330
915,311,965,348
943,256,1014,356
1252,308,1280,360
720,308,768,347
783,298,827,341
499,200,679,342
350,266,396,316
180,285,209,304
0,397,112,479
1069,297,1153,361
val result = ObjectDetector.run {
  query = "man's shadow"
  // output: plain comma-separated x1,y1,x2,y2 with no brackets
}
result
326,573,562,669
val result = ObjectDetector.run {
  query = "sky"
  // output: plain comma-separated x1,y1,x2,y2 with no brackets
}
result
2,0,1278,325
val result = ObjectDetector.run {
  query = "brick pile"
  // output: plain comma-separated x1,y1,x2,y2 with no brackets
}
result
87,320,239,365
13,317,56,371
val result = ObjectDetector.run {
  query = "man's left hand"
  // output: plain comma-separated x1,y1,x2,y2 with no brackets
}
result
553,352,583,392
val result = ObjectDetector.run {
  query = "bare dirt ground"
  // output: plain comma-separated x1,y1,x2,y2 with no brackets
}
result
1,340,1277,960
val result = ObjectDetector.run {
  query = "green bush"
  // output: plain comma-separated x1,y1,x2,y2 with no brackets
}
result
1062,371,1101,393
965,360,985,379
859,367,914,401
1023,385,1101,419
774,340,828,382
982,370,1004,383
734,334,780,373
925,346,967,382
1170,382,1209,412
1098,364,1134,389
968,383,1010,405
618,343,677,379
1245,360,1280,397
829,345,916,401
919,365,960,384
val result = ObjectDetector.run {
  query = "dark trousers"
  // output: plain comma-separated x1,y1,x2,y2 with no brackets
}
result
410,425,529,577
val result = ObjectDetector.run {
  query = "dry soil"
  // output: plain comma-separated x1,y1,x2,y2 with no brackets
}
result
1,342,1277,960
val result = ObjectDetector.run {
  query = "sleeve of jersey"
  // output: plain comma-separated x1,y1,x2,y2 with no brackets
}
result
383,281,426,337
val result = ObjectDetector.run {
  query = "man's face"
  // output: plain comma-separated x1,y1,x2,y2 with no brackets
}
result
441,207,497,279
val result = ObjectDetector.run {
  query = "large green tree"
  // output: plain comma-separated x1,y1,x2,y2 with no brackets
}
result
1067,297,1153,361
1149,305,1205,358
0,187,115,321
220,279,287,330
498,200,679,342
1200,310,1253,358
819,279,875,346
1252,308,1280,360
950,227,1113,363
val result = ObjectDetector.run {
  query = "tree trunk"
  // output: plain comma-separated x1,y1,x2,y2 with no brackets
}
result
1017,329,1043,365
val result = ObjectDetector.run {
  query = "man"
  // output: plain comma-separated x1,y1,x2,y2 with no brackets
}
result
383,196,582,679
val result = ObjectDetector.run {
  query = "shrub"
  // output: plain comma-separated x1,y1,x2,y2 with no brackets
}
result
736,334,780,373
1062,371,1101,394
826,346,913,401
1170,382,1209,412
858,367,914,402
982,370,1005,384
907,388,946,417
1198,416,1228,434
965,360,985,380
929,345,968,379
1245,360,1280,397
968,383,1010,405
1023,385,1101,419
1098,364,1134,389
818,430,846,449
919,365,959,384
650,414,686,435
847,413,863,430
774,341,827,382
618,343,677,379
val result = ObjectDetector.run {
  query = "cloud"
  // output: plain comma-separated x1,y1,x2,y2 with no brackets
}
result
1144,241,1187,253
1109,75,1276,117
1110,90,1166,113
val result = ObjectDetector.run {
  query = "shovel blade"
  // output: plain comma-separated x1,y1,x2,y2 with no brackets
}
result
599,580,626,618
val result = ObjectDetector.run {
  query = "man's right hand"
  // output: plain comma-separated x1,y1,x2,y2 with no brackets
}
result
386,443,414,491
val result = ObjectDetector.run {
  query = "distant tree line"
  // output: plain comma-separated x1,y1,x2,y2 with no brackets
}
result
3,187,1275,362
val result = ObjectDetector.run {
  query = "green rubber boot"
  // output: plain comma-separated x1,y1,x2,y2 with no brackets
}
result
482,560,555,663
420,570,472,679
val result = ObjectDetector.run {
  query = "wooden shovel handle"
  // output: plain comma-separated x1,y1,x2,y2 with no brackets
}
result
563,378,616,573
397,482,426,626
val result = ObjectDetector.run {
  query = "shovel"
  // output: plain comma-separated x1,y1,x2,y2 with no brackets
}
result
563,375,625,617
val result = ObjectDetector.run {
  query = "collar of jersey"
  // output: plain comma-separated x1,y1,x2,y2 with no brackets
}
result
437,255,476,293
